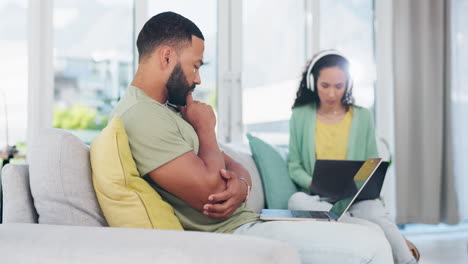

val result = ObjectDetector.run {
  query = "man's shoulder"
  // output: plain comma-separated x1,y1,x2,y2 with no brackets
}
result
113,99,172,122
113,86,167,117
111,101,185,143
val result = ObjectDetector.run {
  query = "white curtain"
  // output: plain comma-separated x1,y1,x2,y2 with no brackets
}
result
451,0,468,221
393,0,460,224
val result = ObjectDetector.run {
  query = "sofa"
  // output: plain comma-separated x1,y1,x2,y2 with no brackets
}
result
0,128,301,264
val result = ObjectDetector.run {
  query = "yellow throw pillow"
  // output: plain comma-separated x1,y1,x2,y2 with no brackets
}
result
90,116,183,230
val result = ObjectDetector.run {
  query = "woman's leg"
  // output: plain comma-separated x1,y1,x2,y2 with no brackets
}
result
349,199,417,264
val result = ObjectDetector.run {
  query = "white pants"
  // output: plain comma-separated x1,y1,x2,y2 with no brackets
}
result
234,219,393,264
234,221,393,264
289,192,417,264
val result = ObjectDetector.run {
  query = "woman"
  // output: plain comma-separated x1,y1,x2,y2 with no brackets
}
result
287,50,419,264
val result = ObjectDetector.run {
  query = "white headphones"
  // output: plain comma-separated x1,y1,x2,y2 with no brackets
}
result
305,50,353,92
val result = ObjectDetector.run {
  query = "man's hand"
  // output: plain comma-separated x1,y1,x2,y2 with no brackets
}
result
202,169,247,220
178,93,216,133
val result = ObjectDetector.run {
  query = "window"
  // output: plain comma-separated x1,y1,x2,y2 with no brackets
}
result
242,0,376,145
147,1,218,110
320,0,376,110
29,1,379,147
451,0,468,220
242,0,306,145
53,0,134,143
0,0,28,150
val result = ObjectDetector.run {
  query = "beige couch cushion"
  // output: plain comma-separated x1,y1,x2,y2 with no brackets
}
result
1,164,38,223
28,129,107,226
0,223,301,264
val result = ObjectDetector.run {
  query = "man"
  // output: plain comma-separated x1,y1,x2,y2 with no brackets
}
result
112,11,393,263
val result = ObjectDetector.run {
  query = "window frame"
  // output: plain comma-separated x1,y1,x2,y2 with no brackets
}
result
27,0,54,146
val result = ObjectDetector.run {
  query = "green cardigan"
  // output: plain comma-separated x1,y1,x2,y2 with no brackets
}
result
288,103,378,192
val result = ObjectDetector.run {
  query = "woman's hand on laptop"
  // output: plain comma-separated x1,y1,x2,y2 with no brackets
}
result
202,169,246,220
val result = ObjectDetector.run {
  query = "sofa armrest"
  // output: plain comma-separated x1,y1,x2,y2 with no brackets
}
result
0,223,300,264
2,164,38,223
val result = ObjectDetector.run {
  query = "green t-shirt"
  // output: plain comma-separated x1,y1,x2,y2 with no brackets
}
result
112,85,259,233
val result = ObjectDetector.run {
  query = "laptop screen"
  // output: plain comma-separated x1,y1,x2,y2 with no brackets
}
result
329,158,382,218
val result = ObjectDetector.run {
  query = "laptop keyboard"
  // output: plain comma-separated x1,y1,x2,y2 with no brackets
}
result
291,210,331,219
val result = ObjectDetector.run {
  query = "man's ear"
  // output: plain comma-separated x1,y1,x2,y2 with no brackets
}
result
159,46,173,69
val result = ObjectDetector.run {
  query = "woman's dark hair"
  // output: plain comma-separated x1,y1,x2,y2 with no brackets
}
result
292,54,354,108
137,12,205,62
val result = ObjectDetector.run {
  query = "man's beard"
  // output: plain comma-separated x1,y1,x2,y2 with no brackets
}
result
166,63,195,106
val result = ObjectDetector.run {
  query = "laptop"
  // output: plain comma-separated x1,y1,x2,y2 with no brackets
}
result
260,158,382,222
310,160,389,202
356,161,388,201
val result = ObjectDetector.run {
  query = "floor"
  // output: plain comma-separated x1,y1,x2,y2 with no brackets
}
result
402,222,468,264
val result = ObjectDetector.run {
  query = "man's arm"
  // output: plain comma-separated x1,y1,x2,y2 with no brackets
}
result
147,94,226,212
223,152,252,187
202,153,251,219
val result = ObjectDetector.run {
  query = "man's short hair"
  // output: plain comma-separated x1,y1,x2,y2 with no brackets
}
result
137,12,205,62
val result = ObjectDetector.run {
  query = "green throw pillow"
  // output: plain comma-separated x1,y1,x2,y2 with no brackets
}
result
247,133,298,209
